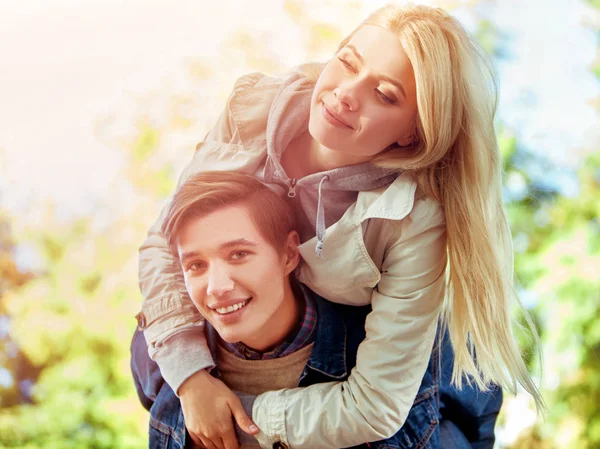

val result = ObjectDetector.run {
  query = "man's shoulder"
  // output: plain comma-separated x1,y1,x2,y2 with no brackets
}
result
305,287,370,334
302,285,369,379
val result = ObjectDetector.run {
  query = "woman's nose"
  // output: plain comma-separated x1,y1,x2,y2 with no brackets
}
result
334,83,360,112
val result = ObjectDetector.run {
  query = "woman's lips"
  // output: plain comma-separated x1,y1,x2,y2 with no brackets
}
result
321,103,353,129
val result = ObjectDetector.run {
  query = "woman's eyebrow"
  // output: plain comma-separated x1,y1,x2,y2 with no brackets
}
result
345,44,365,63
345,44,407,100
379,74,406,100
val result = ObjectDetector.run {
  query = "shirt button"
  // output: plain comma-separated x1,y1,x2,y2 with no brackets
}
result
135,312,147,329
272,443,288,449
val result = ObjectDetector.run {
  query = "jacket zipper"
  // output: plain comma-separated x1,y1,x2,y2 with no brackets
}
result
287,178,297,198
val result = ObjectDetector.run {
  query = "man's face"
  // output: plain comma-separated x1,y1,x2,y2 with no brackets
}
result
176,204,299,351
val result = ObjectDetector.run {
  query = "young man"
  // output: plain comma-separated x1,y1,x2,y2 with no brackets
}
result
131,171,501,449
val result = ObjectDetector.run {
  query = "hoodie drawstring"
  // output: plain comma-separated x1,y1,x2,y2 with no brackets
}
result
315,175,330,258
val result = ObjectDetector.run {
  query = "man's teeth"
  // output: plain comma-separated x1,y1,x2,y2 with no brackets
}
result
215,300,249,315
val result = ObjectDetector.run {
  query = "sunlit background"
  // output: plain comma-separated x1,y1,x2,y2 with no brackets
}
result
0,0,598,448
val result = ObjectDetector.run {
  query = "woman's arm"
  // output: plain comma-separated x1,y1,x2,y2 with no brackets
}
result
137,72,264,391
252,198,448,448
137,72,270,449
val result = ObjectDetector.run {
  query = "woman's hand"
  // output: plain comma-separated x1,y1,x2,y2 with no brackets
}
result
179,369,260,449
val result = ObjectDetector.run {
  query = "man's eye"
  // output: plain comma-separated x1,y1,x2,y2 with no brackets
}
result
187,262,206,272
230,251,249,260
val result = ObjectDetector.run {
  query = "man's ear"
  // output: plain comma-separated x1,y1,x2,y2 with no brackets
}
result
283,231,301,275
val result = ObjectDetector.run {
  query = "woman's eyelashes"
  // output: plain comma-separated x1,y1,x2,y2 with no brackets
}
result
377,89,396,105
338,56,358,74
337,56,397,105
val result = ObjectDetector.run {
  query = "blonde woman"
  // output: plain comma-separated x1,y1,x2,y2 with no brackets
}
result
133,3,543,448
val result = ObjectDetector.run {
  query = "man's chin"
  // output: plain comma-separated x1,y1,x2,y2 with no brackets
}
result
215,325,253,345
215,328,242,344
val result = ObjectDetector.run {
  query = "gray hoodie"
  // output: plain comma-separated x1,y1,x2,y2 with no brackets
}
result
257,72,398,255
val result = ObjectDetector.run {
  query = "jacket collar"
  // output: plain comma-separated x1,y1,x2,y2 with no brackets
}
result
354,172,418,222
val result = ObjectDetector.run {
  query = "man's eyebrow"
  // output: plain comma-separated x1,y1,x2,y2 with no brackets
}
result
179,239,257,264
345,44,407,100
180,251,199,264
218,238,258,250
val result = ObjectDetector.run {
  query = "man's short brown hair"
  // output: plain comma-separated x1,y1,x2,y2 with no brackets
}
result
161,171,296,257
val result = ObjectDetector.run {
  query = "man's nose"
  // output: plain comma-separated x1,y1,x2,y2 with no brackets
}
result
206,264,234,297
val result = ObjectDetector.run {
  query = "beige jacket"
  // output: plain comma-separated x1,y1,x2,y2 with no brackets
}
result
138,73,447,448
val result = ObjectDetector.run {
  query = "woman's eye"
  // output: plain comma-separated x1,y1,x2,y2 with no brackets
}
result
338,57,357,73
376,89,396,105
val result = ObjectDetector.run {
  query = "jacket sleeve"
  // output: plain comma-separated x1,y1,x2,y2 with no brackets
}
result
137,73,264,393
251,198,447,448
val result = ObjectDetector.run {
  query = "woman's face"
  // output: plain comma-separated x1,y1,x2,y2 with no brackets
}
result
308,25,418,163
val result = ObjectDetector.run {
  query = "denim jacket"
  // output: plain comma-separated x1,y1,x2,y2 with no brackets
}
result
145,291,441,449
132,304,502,449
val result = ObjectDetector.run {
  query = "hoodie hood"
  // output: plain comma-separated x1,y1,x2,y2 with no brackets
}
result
261,72,398,256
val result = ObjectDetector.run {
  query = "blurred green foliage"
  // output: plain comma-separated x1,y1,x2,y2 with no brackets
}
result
502,141,600,449
0,204,150,448
0,1,598,448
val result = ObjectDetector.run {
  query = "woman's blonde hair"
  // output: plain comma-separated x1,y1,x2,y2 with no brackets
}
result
327,4,543,409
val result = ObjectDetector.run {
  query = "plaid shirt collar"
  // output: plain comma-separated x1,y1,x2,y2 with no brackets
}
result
220,282,317,360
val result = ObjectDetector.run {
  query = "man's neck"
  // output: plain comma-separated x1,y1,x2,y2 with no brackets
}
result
219,280,316,360
237,279,301,353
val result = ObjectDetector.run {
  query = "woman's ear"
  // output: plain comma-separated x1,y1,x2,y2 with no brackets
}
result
397,136,412,147
397,128,416,147
283,231,301,275
397,120,419,147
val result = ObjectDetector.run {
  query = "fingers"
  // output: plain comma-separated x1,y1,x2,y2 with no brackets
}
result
179,371,244,449
198,435,219,449
189,428,224,449
187,431,204,448
217,415,239,449
230,398,260,435
222,431,240,449
186,419,236,449
191,439,206,449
